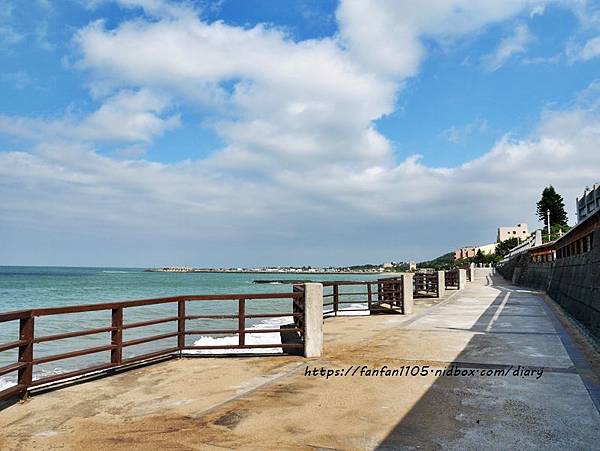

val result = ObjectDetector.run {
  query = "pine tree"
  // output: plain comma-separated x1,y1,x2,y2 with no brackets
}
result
473,249,485,264
536,186,568,227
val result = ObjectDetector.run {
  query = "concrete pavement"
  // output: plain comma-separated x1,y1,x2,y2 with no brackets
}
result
1,270,599,450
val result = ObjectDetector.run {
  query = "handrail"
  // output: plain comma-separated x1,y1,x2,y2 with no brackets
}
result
0,292,304,320
0,290,305,403
445,269,459,288
321,278,404,317
0,281,409,405
413,272,440,298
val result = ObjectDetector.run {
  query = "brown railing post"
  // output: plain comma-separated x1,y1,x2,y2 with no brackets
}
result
178,300,186,356
367,283,372,310
111,308,123,365
18,313,34,401
238,298,245,347
333,284,339,316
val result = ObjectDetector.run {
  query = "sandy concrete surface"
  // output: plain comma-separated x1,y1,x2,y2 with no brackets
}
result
1,273,599,450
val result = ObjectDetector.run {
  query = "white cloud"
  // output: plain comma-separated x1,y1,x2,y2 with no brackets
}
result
570,35,600,61
74,12,397,169
1,100,598,265
521,53,562,65
81,0,197,19
0,70,32,88
336,0,548,77
0,24,23,47
1,0,596,266
530,5,545,17
482,24,533,71
0,89,180,144
71,0,554,173
442,118,488,144
575,79,600,109
0,1,28,48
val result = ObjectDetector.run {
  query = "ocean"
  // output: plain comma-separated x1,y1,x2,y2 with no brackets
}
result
0,266,379,389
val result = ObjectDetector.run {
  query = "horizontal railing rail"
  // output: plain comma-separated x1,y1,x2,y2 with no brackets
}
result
0,291,304,403
321,277,404,316
445,269,459,289
0,277,412,406
413,272,439,298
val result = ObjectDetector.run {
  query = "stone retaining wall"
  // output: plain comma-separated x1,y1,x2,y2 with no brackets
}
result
497,228,600,340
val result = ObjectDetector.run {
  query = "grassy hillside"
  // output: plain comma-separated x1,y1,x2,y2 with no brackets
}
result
417,252,455,270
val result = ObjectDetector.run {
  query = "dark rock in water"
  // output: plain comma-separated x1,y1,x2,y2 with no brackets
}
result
280,323,303,356
253,279,314,284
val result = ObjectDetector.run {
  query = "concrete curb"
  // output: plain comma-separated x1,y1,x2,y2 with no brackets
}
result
540,293,600,414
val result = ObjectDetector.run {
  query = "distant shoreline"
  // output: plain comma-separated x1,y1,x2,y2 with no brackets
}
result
144,269,386,275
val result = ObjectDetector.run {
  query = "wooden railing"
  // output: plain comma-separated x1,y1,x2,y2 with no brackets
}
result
445,269,459,288
413,272,439,298
0,291,304,403
321,277,405,315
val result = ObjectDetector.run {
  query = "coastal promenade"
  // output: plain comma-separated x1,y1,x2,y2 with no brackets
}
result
1,271,599,449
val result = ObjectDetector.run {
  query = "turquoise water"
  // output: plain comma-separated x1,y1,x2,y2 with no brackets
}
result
0,266,379,389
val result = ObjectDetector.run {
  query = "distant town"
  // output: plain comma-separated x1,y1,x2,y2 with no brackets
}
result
144,262,416,274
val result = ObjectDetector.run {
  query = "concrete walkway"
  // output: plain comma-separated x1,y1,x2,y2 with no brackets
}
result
1,272,599,450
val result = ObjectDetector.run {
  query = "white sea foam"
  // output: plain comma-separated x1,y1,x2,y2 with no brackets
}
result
335,303,369,316
185,303,368,355
0,377,14,391
0,367,66,392
184,315,293,355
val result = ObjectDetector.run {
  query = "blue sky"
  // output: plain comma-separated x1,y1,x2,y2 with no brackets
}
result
1,0,600,266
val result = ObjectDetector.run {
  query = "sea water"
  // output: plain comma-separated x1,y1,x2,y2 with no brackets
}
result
0,266,378,389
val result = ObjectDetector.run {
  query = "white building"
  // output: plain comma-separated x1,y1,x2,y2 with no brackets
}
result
454,243,497,260
577,183,600,223
497,223,529,242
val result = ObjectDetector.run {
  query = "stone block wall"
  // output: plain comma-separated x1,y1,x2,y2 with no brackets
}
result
497,228,600,340
547,229,600,339
518,262,553,291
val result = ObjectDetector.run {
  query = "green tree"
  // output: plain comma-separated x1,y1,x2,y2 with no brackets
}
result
486,253,502,264
536,186,568,227
496,237,521,257
473,249,485,264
